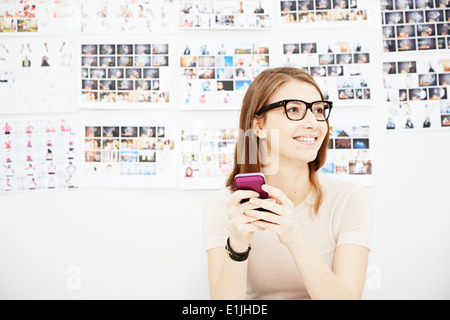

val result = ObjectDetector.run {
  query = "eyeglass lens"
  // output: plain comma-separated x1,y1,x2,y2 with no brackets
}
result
285,101,331,121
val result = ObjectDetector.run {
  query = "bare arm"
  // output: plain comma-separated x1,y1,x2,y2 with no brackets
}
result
288,239,369,300
207,247,248,300
206,190,263,300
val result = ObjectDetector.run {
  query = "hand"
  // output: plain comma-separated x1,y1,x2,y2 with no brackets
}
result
227,190,265,252
244,184,303,250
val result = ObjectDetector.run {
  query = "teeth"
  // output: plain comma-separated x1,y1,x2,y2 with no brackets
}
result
295,137,316,143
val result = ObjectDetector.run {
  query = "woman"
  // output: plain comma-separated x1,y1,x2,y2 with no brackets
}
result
203,67,373,300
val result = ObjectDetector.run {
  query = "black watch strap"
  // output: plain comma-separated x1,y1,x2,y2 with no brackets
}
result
225,237,251,262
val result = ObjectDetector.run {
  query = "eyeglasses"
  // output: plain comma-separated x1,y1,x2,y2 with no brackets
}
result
256,99,333,122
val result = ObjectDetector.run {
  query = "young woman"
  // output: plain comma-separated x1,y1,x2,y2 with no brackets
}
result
203,67,374,300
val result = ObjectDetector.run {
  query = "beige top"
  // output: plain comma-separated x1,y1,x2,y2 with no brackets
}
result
203,173,374,300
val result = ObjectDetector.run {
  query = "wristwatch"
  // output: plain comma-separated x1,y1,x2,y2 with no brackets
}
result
225,237,251,262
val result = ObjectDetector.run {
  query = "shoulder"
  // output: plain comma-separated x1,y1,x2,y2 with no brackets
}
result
205,187,233,208
317,172,374,227
318,172,371,203
203,188,234,250
317,173,374,248
203,187,233,221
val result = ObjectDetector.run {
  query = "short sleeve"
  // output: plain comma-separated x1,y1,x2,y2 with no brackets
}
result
335,186,375,250
202,188,233,251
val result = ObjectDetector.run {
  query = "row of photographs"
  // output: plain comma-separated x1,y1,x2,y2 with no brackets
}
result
82,123,177,188
280,0,368,24
0,0,371,33
0,118,374,192
179,124,372,189
80,43,170,105
179,0,271,29
2,37,449,133
382,5,450,52
383,23,450,40
282,40,372,103
383,9,450,24
381,0,449,11
179,42,270,109
383,58,450,130
81,0,175,34
0,118,77,193
177,40,374,109
84,125,175,182
383,36,450,52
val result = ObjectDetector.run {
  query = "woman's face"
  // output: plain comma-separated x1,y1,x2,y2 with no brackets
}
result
256,79,329,166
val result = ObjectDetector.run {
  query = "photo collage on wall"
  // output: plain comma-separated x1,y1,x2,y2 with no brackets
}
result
83,123,176,188
320,123,373,186
0,0,76,34
0,38,76,114
81,43,170,107
179,41,270,109
179,0,272,29
280,0,369,24
180,128,237,189
282,40,372,104
0,118,77,193
81,0,176,34
383,58,450,130
381,0,450,52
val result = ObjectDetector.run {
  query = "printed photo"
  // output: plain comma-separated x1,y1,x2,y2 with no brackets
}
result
382,3,450,52
282,40,372,103
179,41,270,109
179,0,272,29
81,42,171,107
281,0,368,25
179,127,237,189
81,0,176,34
383,58,450,131
83,124,175,185
0,118,78,193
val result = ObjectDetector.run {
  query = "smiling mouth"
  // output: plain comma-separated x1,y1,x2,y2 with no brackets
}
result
294,136,318,144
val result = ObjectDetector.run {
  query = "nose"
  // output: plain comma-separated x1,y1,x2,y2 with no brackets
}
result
301,109,318,129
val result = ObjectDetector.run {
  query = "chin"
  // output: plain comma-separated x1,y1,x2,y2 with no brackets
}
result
278,151,319,166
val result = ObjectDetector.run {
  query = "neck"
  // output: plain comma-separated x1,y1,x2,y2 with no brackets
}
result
262,158,312,207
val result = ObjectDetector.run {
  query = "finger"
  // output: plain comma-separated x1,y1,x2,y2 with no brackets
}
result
231,215,261,225
231,216,266,232
252,220,280,233
261,184,294,208
245,209,281,225
228,201,261,219
248,197,282,215
230,190,260,206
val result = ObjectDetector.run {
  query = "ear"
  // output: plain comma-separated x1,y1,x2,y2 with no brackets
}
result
252,117,267,139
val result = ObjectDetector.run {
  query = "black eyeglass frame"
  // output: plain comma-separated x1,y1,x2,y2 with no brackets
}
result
256,99,333,122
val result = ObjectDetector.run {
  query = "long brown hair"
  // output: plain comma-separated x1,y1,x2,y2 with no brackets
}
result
226,67,330,215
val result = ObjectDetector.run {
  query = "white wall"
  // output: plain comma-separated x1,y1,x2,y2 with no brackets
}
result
1,3,450,300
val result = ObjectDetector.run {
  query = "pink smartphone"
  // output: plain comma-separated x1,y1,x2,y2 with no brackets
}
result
235,173,269,200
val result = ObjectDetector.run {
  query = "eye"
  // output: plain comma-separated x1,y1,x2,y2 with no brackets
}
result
313,107,324,114
287,106,300,113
